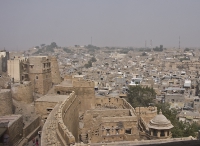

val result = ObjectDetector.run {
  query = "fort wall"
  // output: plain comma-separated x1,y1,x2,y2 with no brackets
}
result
11,81,33,103
8,115,23,145
35,101,58,119
0,89,13,116
57,91,80,145
55,79,95,112
23,116,40,138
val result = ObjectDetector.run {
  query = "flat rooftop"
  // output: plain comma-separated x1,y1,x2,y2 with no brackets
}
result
0,115,22,127
35,95,69,102
55,79,73,87
0,89,10,93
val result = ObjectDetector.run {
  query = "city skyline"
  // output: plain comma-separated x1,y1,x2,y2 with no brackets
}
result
1,0,200,50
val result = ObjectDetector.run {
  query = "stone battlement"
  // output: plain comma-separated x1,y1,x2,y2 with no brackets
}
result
56,91,79,145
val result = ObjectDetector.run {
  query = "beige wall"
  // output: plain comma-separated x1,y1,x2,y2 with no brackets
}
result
56,92,79,145
35,101,57,118
55,79,95,112
11,81,33,103
8,115,23,145
23,116,40,138
0,57,2,73
0,89,13,116
7,59,21,82
29,56,52,95
29,72,52,95
50,56,61,85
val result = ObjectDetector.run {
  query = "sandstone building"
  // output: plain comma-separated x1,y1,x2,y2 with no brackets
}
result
41,76,174,145
7,56,61,95
28,56,52,95
0,115,23,145
7,57,29,83
0,50,9,74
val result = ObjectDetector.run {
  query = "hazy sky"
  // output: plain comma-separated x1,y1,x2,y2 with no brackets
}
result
1,0,200,50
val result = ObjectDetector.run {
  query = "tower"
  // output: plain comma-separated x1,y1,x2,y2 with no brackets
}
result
50,56,61,85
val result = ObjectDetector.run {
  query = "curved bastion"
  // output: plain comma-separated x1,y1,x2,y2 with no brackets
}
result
0,89,13,116
41,91,80,146
11,81,33,103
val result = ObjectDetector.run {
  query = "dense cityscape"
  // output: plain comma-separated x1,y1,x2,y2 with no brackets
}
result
1,1,200,146
1,44,200,145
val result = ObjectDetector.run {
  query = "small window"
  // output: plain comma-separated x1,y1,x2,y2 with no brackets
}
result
46,108,53,112
116,129,119,134
106,129,110,135
36,76,38,79
161,130,165,136
125,129,131,134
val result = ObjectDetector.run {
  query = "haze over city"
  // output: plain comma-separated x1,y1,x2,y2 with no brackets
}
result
1,0,200,50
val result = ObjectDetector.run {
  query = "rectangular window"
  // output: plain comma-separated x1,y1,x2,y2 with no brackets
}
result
36,76,38,79
125,129,131,134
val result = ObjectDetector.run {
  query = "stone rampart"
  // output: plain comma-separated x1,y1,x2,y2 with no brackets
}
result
57,91,80,145
11,81,33,103
0,89,13,116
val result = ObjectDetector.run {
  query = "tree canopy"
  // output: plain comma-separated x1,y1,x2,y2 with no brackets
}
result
156,103,200,138
46,42,58,52
127,86,200,138
127,85,156,108
84,57,97,68
153,45,164,52
63,47,72,53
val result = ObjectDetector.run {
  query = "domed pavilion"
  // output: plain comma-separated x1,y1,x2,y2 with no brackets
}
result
148,110,174,139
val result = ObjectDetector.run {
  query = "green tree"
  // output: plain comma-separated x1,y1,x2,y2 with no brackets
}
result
50,42,57,48
141,52,147,56
127,86,156,108
153,45,164,51
184,48,190,52
84,60,92,68
90,57,97,62
40,44,45,48
155,103,200,138
63,47,72,53
45,42,58,52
